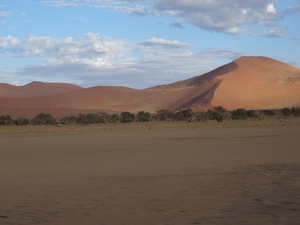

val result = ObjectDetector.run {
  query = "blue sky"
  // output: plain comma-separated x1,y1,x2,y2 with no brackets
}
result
1,0,300,89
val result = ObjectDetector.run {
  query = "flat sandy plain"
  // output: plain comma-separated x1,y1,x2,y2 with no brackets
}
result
1,118,300,225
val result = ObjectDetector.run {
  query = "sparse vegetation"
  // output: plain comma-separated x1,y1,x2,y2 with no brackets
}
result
137,111,151,122
60,115,77,125
281,108,292,116
31,113,57,125
291,107,300,117
15,117,30,126
262,109,275,116
120,112,135,123
1,105,299,127
0,115,14,126
155,109,175,121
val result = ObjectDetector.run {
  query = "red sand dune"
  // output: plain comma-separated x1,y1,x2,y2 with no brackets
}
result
0,56,300,118
0,81,82,98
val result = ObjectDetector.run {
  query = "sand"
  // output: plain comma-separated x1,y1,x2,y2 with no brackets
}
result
0,121,300,225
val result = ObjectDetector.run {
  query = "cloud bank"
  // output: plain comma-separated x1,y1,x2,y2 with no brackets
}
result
0,33,242,88
41,0,300,35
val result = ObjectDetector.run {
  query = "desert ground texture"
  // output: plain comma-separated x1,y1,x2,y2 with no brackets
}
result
1,120,300,225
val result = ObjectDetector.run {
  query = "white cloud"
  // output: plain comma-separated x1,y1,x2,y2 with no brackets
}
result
0,11,11,21
264,27,287,38
153,0,283,34
41,0,78,7
0,36,19,48
0,33,243,88
12,34,130,66
139,37,191,49
266,3,276,14
41,0,300,36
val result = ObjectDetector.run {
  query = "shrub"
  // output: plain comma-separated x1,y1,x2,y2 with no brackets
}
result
262,110,275,116
97,112,110,123
281,108,292,116
231,108,248,120
15,117,30,126
120,112,135,123
214,106,226,113
0,115,14,126
195,112,208,121
291,107,300,117
246,110,257,118
155,109,175,121
32,113,57,125
174,108,194,121
60,115,77,125
84,113,98,124
137,111,151,122
213,111,226,122
110,113,120,123
203,110,215,120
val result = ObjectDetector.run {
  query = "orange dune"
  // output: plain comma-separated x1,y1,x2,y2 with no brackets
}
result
0,81,82,98
0,56,300,118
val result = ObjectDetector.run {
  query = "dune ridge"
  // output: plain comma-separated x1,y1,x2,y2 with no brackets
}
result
0,56,300,118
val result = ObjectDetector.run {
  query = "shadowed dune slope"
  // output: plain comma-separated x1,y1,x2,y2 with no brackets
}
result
0,56,300,118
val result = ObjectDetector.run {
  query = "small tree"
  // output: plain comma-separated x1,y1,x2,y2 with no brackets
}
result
195,112,208,121
120,112,135,123
231,108,248,120
281,108,292,116
174,108,193,121
0,115,14,126
110,113,120,123
213,111,226,122
155,109,175,121
15,117,30,126
137,111,151,122
32,113,57,125
214,106,226,113
291,107,300,117
60,115,77,125
246,110,257,118
262,110,275,116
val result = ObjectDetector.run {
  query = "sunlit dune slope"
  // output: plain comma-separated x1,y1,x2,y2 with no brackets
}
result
211,56,300,110
0,56,300,118
0,81,82,98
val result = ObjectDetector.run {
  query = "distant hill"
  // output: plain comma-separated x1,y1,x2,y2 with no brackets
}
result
0,56,300,118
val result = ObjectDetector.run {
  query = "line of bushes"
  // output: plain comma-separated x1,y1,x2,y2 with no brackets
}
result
0,106,299,126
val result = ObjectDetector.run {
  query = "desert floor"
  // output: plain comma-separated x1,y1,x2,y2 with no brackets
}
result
0,120,300,225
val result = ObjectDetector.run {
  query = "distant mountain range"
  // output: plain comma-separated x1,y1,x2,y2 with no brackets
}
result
1,56,300,118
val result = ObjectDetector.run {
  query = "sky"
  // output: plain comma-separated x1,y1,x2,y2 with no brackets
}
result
0,0,300,89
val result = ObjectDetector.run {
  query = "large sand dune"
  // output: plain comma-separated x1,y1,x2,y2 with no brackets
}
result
0,56,300,118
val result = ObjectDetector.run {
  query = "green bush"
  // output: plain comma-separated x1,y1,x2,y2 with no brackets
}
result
246,110,257,118
0,115,14,126
213,111,226,122
195,112,208,121
110,113,120,123
60,115,77,125
137,111,151,122
15,117,30,126
31,113,57,125
291,107,300,117
155,109,175,121
174,108,193,121
214,106,226,113
120,112,135,123
231,108,248,120
262,110,275,116
281,108,292,116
